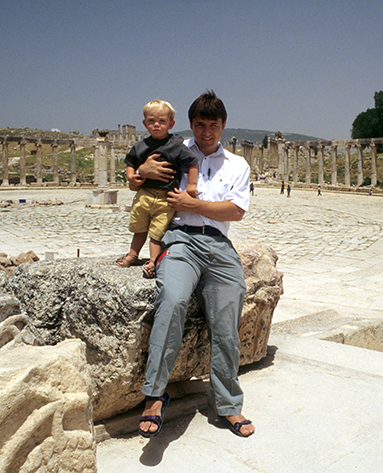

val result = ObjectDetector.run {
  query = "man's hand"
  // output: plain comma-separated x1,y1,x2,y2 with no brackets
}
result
167,188,195,211
167,188,245,222
138,154,176,182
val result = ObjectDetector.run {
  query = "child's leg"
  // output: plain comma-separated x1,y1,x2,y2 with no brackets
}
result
142,237,161,278
131,232,148,256
149,237,162,262
116,232,147,266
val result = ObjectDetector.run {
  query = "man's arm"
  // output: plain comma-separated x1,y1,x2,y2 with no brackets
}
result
167,188,245,222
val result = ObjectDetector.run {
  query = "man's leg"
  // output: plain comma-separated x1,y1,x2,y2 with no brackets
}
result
195,238,254,435
196,243,246,415
140,237,201,435
142,239,201,397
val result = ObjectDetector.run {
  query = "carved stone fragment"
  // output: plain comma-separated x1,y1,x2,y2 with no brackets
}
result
0,340,96,473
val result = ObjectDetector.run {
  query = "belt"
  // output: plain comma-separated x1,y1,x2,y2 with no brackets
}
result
170,225,225,238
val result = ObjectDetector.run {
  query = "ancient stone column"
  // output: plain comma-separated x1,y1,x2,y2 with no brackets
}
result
1,139,9,187
118,124,121,141
94,145,100,186
70,143,76,186
258,145,264,174
305,146,311,184
19,139,27,186
110,145,116,184
51,141,59,184
317,143,324,184
122,125,127,140
241,140,254,168
36,140,43,185
282,143,289,181
357,142,363,186
267,138,278,170
229,137,237,154
370,141,377,187
344,143,351,186
293,145,299,184
277,140,283,176
331,144,337,185
98,140,108,188
130,125,136,143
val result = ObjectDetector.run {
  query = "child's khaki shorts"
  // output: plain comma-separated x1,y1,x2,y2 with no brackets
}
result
129,188,174,241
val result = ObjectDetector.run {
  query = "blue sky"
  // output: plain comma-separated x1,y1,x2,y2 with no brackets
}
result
1,0,382,139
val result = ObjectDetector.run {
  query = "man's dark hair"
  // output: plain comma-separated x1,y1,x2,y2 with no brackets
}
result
188,90,227,123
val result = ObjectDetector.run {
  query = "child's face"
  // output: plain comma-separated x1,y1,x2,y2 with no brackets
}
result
143,107,175,140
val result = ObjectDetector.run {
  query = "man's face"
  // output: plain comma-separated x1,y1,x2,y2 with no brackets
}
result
190,116,226,156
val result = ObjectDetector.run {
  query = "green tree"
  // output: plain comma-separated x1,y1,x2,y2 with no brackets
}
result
262,134,268,148
352,91,383,139
374,90,383,109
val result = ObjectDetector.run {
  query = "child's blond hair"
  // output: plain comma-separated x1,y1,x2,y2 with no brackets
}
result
143,99,175,120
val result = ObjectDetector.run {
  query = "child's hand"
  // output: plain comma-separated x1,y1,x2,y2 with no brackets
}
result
128,173,146,190
186,184,197,198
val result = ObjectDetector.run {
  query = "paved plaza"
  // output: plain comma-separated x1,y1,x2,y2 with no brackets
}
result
1,185,382,323
1,185,383,472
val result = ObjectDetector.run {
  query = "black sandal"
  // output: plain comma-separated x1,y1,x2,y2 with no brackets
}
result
138,392,170,438
218,415,254,438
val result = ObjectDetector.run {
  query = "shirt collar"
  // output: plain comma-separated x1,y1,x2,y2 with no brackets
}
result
188,137,228,159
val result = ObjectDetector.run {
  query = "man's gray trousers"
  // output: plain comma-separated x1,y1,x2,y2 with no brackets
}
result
142,228,247,416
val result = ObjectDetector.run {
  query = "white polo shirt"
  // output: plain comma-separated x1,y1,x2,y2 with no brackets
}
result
171,137,250,237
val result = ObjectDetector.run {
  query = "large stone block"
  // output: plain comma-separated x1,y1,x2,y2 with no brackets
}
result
0,340,96,473
7,242,283,422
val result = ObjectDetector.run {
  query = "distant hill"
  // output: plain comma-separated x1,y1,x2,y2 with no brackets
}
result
0,126,86,140
176,128,322,146
1,126,322,147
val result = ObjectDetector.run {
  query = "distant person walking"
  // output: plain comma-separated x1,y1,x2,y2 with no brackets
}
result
280,180,285,194
317,185,322,196
250,182,254,196
287,184,291,197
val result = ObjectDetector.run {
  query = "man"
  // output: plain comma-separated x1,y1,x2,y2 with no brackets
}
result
135,90,255,438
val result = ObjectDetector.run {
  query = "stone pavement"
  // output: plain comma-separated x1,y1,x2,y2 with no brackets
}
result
1,185,383,472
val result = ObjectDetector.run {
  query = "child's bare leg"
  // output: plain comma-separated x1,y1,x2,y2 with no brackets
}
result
149,237,162,263
142,237,161,277
116,232,147,267
131,232,147,256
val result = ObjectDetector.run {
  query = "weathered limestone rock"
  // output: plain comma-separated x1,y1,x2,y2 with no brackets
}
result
0,271,7,294
7,242,283,422
0,294,21,321
0,294,43,349
0,340,96,473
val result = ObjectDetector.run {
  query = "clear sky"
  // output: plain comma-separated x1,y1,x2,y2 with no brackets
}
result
1,0,382,139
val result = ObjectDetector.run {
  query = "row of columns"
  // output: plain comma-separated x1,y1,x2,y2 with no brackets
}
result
240,137,382,187
277,140,380,187
1,137,125,187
